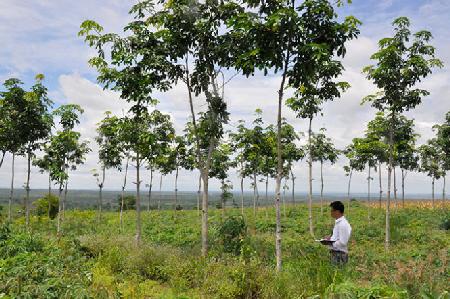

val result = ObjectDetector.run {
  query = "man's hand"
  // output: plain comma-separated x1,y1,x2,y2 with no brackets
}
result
324,235,331,240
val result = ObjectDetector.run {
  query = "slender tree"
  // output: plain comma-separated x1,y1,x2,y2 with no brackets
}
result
21,74,53,228
50,104,90,234
229,0,359,268
434,112,450,204
419,139,444,208
95,112,124,218
209,142,233,217
310,128,339,214
363,17,442,248
0,79,28,221
80,5,177,243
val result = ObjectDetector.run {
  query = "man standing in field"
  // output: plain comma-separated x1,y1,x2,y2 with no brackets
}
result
326,201,352,265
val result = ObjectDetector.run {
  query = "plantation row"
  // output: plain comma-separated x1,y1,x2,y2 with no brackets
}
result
1,0,449,273
1,203,449,298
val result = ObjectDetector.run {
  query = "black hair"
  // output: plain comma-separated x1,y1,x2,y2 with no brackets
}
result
330,201,345,214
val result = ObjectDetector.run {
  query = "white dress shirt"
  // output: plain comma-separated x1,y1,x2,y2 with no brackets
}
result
330,216,352,253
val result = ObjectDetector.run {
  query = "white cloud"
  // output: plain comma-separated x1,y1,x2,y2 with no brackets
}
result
0,0,449,197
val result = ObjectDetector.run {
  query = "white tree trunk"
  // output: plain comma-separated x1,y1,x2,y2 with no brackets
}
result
8,154,15,222
57,184,63,235
25,152,31,228
135,153,142,244
432,177,435,209
393,166,398,210
443,175,446,206
320,161,324,215
402,169,406,208
385,112,395,250
367,165,371,221
158,174,163,210
148,167,153,211
120,157,129,230
347,170,353,213
308,117,314,237
379,162,383,209
174,167,179,211
198,173,202,216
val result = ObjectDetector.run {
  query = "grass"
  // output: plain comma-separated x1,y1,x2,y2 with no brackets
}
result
0,200,449,298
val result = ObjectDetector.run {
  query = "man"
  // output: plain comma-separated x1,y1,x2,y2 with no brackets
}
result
326,201,352,265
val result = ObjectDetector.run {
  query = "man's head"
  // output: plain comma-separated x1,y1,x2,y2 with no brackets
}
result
330,201,344,219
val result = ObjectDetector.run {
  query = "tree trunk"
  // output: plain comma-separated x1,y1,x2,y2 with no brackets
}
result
307,117,314,237
158,174,163,210
253,172,258,218
63,179,68,219
385,112,395,250
347,170,353,213
0,151,5,169
402,169,405,208
367,165,371,221
148,167,153,211
221,179,225,218
8,153,15,222
275,48,291,272
47,172,51,219
201,169,209,257
57,183,63,235
25,152,32,228
135,152,142,244
264,173,269,218
290,169,295,205
432,177,435,209
98,166,105,218
379,162,383,209
282,178,287,218
240,174,244,215
120,156,129,230
197,173,202,216
174,167,179,211
320,161,324,215
443,175,446,206
393,166,398,209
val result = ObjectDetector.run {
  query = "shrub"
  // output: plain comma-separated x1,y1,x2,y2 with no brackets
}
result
218,216,247,255
439,215,450,230
33,193,59,219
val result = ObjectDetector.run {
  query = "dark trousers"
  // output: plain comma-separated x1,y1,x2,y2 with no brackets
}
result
330,250,348,266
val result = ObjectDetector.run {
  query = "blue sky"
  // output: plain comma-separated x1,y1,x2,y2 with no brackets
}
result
0,0,449,196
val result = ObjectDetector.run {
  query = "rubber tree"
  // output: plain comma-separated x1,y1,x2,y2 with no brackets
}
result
419,139,444,208
42,105,90,234
209,142,233,217
230,122,248,216
79,8,177,244
434,111,450,204
94,111,124,218
139,110,174,211
229,0,359,269
343,141,366,213
169,134,195,211
366,112,390,208
33,148,55,218
148,0,233,256
310,128,339,214
352,137,380,220
363,17,442,249
0,78,29,222
51,104,90,233
21,74,53,228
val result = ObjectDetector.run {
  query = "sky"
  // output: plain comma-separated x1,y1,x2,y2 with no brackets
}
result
0,0,449,195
